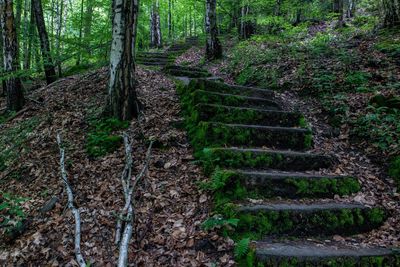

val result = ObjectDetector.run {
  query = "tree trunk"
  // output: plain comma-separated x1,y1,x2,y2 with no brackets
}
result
150,0,162,48
22,0,31,70
168,0,172,40
346,0,356,18
32,0,57,84
239,3,255,39
84,0,93,39
333,0,344,27
382,0,400,27
0,25,6,96
107,0,140,120
55,0,63,76
76,0,84,65
0,0,25,111
205,0,222,60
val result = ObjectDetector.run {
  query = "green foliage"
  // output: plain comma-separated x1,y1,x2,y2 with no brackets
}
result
352,106,400,153
86,118,129,158
344,71,371,92
202,216,239,231
0,117,40,173
0,192,27,239
234,238,250,258
389,156,400,187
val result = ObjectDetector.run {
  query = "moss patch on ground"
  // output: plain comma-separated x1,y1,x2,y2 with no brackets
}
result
86,118,129,158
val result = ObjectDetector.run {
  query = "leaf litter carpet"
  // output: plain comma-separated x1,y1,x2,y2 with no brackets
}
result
0,67,234,266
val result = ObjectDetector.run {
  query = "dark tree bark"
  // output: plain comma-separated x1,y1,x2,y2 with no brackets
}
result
76,0,84,65
0,0,25,111
106,0,140,120
0,25,6,96
32,0,57,84
333,0,344,27
205,0,222,60
382,0,400,27
346,0,356,18
150,0,162,48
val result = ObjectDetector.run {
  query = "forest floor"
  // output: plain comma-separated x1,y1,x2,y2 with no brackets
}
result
1,22,399,266
0,67,234,266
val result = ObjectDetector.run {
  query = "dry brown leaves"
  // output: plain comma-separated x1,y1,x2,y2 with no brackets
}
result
0,67,233,266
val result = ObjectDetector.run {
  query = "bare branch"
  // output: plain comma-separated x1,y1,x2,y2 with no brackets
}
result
57,133,86,267
116,134,154,267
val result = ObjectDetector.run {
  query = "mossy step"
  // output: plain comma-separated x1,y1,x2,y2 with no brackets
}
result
137,52,168,56
137,62,170,66
136,58,174,62
201,148,334,175
164,65,207,72
189,79,274,99
166,69,212,78
191,122,312,150
136,54,171,59
186,90,282,110
210,169,360,199
233,202,386,237
254,241,400,266
193,104,304,127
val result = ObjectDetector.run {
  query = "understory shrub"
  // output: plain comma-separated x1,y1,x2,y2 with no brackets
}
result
86,118,129,158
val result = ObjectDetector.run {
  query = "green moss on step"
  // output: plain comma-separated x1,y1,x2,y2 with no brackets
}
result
205,169,360,200
227,207,386,239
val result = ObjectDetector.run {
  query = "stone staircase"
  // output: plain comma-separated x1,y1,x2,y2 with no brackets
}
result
169,68,400,265
136,37,199,67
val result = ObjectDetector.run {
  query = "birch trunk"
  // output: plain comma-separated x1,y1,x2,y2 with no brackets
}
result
107,0,140,120
32,0,57,84
150,0,161,48
205,0,222,60
0,0,25,111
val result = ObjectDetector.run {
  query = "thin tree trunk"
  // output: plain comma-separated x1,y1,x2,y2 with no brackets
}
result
76,0,84,65
0,25,6,96
0,0,25,111
205,0,222,60
275,0,282,16
55,0,63,76
107,0,140,120
168,0,172,40
32,0,57,84
150,0,161,48
22,0,30,70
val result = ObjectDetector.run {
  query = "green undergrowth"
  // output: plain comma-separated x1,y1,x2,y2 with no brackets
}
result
0,116,40,172
86,117,129,158
389,156,400,189
0,191,27,244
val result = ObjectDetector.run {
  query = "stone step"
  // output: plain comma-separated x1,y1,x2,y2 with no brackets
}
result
254,241,400,266
137,61,169,66
193,104,304,127
211,169,360,198
189,79,274,99
190,122,312,151
136,57,174,62
136,53,171,59
164,65,207,73
233,202,386,237
166,69,212,78
185,90,282,111
200,148,334,175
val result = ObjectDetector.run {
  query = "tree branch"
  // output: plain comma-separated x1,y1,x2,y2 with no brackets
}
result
116,134,153,267
57,133,86,267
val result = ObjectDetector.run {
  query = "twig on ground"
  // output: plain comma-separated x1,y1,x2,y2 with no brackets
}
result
116,134,154,267
56,133,86,267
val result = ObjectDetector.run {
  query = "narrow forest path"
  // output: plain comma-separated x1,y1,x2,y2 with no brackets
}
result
163,40,400,265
